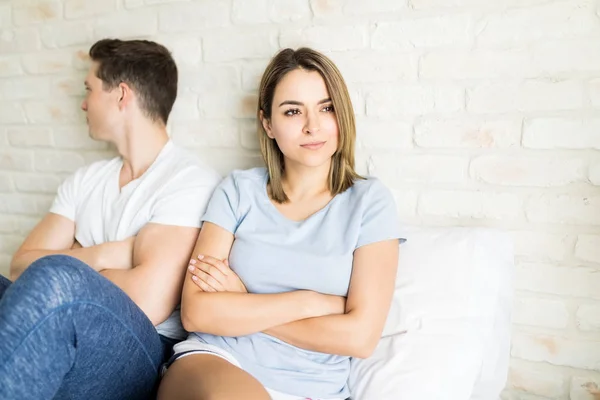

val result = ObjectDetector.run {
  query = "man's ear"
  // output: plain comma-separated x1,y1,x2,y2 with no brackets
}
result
259,110,274,139
117,82,133,110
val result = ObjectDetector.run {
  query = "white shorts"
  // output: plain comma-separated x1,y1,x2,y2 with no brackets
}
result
163,336,345,400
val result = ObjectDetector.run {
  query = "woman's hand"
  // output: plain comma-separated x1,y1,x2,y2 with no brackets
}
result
187,254,247,293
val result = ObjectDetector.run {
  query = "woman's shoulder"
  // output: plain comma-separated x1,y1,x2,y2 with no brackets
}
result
221,167,267,193
339,176,397,216
228,167,267,184
348,175,392,199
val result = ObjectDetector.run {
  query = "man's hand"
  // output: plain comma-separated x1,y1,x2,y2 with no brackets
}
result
70,237,135,270
97,237,136,271
187,255,247,293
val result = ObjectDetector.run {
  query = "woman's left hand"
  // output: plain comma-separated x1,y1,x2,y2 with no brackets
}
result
187,254,247,293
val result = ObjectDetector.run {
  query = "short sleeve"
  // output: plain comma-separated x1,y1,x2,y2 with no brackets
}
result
150,168,221,228
49,171,78,221
356,179,405,249
200,173,240,234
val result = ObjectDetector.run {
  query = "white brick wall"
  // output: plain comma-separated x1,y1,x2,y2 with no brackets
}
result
507,362,568,398
0,1,598,398
512,296,569,330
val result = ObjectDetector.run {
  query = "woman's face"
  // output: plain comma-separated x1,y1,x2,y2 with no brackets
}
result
262,69,339,170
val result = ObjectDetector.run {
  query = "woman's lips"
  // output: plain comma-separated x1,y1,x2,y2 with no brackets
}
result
300,141,326,150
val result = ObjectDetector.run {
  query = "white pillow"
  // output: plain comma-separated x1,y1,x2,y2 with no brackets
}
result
348,226,514,400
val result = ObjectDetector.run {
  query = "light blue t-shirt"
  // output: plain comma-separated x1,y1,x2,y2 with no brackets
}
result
192,167,403,399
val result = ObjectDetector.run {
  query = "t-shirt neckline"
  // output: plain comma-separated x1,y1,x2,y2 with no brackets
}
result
260,168,340,225
116,140,174,194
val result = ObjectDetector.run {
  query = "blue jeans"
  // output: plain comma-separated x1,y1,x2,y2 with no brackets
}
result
0,255,173,400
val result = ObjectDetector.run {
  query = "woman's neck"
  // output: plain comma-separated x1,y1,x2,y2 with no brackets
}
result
281,160,331,201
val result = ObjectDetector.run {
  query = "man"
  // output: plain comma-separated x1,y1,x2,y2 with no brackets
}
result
0,38,221,399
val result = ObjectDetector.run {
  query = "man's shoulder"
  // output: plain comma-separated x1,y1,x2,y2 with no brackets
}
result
65,155,121,186
162,145,222,187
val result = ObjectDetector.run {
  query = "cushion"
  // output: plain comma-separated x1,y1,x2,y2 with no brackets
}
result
348,226,514,400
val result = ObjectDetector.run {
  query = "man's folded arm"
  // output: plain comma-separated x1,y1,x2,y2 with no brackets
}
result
10,213,106,280
100,223,200,326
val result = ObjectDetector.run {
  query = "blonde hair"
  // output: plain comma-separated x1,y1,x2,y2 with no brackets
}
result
257,47,362,203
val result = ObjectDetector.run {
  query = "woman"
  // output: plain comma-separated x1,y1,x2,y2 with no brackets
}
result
158,47,404,400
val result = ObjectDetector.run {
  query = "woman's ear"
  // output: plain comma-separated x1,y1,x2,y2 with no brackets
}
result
259,110,274,139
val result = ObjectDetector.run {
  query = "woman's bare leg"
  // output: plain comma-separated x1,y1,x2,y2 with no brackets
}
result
157,354,271,400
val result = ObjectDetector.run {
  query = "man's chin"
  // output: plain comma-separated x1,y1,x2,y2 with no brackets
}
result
88,131,112,144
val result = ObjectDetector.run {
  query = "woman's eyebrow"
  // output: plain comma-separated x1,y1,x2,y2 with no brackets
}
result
278,98,331,107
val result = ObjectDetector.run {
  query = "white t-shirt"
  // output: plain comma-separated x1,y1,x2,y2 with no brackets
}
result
49,140,221,339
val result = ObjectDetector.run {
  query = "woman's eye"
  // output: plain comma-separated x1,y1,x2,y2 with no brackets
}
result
284,109,301,116
322,105,334,112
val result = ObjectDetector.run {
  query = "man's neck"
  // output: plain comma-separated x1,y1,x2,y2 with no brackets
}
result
114,122,170,185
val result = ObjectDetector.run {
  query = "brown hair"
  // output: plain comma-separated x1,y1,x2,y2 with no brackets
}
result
257,47,362,203
89,38,178,125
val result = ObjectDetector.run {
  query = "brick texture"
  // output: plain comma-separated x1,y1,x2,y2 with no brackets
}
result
0,2,598,397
